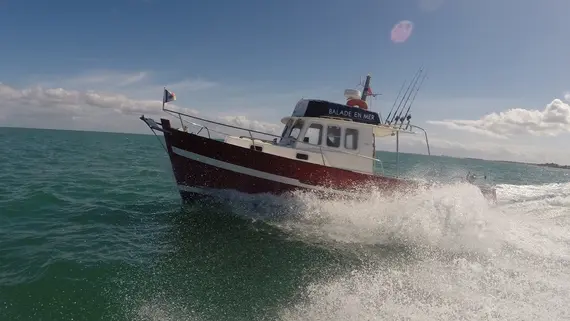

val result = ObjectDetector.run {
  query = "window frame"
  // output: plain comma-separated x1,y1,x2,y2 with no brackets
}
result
325,125,342,148
303,123,323,145
344,128,359,150
288,119,305,141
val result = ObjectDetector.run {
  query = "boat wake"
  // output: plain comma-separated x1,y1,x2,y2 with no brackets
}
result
271,182,503,252
264,181,570,321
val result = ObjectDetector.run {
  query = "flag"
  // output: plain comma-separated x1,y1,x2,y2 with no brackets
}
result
163,88,176,104
367,86,373,95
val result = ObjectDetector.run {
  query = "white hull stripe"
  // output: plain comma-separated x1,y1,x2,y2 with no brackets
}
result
171,146,357,197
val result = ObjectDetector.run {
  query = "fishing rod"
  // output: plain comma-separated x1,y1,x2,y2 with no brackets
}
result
390,66,423,125
395,67,424,126
389,67,422,124
384,80,407,124
401,70,428,129
389,72,416,124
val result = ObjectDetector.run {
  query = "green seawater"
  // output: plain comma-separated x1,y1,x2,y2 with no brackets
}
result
1,126,569,321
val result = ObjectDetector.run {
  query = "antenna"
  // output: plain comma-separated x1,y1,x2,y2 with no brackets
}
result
360,74,372,101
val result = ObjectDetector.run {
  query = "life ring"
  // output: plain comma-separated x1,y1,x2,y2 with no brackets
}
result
346,98,368,110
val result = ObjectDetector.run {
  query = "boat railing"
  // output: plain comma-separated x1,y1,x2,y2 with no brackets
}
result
163,109,282,140
160,108,387,175
408,124,431,155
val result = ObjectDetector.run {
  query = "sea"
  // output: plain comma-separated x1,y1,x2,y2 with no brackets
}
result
1,126,569,321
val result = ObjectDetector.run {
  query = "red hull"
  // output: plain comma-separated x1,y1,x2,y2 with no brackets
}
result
160,119,415,202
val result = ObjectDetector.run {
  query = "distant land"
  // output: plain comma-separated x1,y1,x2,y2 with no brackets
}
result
464,157,570,170
497,160,570,170
535,163,570,170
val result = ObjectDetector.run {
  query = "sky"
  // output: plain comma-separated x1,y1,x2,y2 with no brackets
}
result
1,0,569,163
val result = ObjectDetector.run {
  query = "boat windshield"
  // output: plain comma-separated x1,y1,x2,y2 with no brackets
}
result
279,119,304,145
289,120,304,140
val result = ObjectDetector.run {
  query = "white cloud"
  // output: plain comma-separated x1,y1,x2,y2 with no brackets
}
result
427,98,570,138
218,115,282,135
0,82,198,127
425,120,508,139
0,78,283,138
28,70,219,97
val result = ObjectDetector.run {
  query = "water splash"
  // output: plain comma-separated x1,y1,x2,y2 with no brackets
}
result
178,180,565,320
277,253,570,321
124,180,570,321
267,181,570,321
272,183,504,255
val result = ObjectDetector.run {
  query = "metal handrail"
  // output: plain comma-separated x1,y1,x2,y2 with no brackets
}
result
163,108,390,175
164,108,281,138
408,124,431,156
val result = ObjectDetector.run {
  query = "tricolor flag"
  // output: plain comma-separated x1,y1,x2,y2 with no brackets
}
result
366,86,380,97
163,88,176,104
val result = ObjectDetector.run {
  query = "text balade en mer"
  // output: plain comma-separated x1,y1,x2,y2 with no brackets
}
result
327,108,376,121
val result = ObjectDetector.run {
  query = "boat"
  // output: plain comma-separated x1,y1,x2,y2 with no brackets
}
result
140,73,498,204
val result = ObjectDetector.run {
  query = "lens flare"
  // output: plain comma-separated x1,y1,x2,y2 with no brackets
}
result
391,20,414,43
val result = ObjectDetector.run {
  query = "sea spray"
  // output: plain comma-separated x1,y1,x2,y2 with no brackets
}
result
265,182,570,321
265,182,505,255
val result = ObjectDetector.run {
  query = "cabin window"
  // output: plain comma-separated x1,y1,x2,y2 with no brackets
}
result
345,128,358,150
289,119,304,141
304,123,323,145
326,125,341,148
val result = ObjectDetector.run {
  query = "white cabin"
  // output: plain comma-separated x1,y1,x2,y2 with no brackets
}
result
223,97,399,174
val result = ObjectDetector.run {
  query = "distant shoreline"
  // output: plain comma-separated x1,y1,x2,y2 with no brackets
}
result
534,163,570,170
499,161,570,169
476,158,570,170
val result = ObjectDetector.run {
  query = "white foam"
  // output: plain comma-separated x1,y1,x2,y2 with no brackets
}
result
272,183,506,255
264,181,570,321
277,254,570,321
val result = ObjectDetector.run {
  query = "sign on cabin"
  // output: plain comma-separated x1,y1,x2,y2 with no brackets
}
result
293,100,381,125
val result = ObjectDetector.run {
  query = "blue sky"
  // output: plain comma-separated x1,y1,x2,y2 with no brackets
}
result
1,0,569,163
